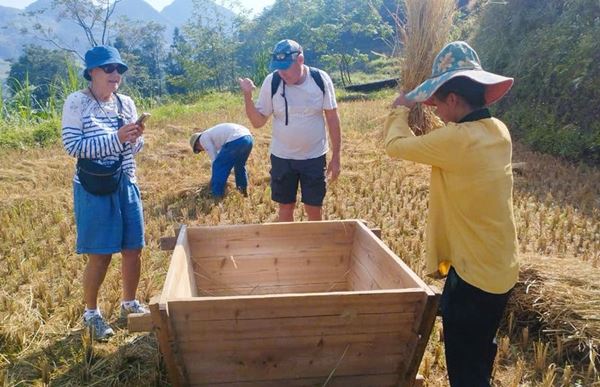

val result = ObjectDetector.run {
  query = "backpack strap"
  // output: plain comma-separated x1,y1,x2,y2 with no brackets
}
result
270,67,325,97
271,71,282,98
270,67,325,126
309,67,325,95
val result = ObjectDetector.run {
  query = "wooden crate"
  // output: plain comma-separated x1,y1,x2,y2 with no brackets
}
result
132,220,439,387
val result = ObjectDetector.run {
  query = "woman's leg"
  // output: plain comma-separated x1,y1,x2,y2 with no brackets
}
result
121,248,142,302
83,254,112,309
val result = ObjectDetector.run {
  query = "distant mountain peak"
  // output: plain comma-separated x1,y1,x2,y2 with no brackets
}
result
0,0,235,60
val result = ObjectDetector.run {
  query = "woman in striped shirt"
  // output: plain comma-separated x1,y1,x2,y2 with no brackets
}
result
62,45,148,340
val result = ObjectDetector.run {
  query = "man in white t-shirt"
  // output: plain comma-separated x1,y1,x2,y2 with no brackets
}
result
238,39,341,221
189,123,254,197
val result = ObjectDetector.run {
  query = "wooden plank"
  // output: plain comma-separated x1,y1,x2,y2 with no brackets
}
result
149,298,187,387
186,220,357,242
188,235,352,260
169,291,424,384
348,257,382,291
127,312,153,332
166,290,426,321
178,333,418,382
178,332,418,383
192,373,401,386
177,331,415,354
358,219,382,239
350,223,418,289
185,353,407,384
350,257,386,290
197,282,349,297
400,287,441,385
186,221,356,259
354,221,433,291
193,252,351,291
160,225,197,303
170,311,417,339
193,250,350,266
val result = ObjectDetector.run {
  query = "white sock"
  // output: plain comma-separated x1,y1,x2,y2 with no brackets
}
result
121,300,138,309
83,308,101,321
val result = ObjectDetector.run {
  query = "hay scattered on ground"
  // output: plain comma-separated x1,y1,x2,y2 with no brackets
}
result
506,254,600,370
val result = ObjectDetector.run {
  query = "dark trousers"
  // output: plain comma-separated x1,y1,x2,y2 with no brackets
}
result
440,267,511,387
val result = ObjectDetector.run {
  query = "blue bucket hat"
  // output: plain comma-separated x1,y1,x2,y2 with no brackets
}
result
83,45,128,81
269,39,302,71
405,41,513,106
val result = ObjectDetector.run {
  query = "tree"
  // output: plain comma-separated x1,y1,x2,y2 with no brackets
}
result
113,20,167,96
53,0,123,47
165,0,240,93
7,45,78,103
236,0,395,84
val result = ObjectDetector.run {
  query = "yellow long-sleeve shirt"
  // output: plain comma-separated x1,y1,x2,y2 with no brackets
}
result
384,106,519,294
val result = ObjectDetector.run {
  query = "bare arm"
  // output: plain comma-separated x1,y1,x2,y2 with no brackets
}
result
324,108,341,181
238,77,269,128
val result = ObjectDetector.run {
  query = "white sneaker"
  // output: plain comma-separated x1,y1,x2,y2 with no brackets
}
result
84,314,114,341
120,300,149,319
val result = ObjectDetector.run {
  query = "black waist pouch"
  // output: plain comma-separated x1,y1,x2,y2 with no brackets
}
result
77,155,124,195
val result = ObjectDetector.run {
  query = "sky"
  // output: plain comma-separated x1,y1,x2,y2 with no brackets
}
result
0,0,275,13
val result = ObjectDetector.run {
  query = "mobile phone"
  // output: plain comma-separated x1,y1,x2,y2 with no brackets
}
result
136,112,151,125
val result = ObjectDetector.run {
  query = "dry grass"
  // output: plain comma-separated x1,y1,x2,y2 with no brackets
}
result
505,254,600,374
397,0,454,135
0,92,598,385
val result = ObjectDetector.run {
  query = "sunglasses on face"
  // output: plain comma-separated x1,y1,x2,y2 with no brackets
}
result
98,63,127,75
273,51,299,61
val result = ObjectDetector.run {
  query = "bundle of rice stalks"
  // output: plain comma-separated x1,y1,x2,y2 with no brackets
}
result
505,254,600,373
397,0,454,135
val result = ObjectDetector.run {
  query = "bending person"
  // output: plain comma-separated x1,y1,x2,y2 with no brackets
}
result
189,123,254,197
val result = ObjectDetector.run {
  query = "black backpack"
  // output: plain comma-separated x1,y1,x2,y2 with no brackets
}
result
270,67,325,126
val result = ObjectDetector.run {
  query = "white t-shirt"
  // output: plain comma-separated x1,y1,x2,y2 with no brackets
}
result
255,66,337,160
199,123,252,162
61,90,141,183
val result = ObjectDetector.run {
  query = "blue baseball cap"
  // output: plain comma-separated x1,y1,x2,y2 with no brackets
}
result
269,39,302,71
83,45,128,81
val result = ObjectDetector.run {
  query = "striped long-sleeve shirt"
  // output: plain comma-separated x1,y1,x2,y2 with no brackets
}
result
62,90,143,183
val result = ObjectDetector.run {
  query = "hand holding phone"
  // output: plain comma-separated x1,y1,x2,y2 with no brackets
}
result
136,112,151,126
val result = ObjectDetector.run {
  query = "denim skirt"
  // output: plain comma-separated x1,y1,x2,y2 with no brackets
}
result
73,174,145,254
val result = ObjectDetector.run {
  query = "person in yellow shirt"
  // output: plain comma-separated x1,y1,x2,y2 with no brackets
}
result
384,41,519,386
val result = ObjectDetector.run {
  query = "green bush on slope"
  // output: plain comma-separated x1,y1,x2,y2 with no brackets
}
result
471,0,600,164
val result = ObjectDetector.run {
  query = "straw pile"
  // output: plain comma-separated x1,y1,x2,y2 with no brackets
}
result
398,0,454,135
505,254,600,370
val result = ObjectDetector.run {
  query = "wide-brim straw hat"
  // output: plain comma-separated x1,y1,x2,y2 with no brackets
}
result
405,41,514,106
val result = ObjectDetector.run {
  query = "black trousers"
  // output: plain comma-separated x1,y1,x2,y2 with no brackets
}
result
440,267,512,387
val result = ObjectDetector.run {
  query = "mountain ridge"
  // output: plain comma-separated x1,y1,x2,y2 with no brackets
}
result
0,0,235,61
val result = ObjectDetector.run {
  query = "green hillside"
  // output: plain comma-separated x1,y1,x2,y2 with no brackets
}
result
470,0,600,164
